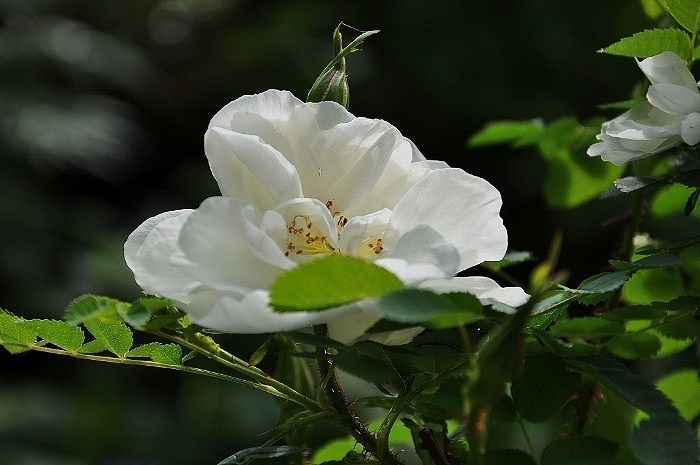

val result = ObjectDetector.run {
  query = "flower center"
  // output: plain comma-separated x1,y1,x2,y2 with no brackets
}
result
282,200,386,260
284,214,337,257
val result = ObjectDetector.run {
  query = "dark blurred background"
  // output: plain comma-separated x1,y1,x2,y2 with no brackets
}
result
0,1,651,463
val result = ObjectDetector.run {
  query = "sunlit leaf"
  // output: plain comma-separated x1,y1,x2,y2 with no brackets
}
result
63,294,128,325
625,320,694,357
606,332,661,359
651,183,700,218
0,311,36,354
601,28,692,60
25,319,84,352
127,343,182,365
666,0,700,33
640,0,667,19
654,369,700,421
269,256,403,312
538,118,626,208
623,268,685,305
468,120,544,148
83,320,133,358
550,317,625,338
120,296,171,327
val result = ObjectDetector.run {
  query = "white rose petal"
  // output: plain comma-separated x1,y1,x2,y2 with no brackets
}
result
589,51,700,164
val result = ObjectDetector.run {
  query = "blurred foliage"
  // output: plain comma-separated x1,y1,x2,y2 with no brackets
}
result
0,0,690,464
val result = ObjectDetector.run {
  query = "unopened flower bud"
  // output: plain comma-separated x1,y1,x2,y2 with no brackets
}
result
307,24,379,108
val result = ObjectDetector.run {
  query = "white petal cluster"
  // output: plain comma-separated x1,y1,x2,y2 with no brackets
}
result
588,51,700,165
125,90,527,343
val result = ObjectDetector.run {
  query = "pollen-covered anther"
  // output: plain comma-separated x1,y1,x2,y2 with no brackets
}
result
285,214,336,257
359,237,384,258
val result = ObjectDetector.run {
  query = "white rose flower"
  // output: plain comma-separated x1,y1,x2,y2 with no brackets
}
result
125,90,528,344
588,51,700,165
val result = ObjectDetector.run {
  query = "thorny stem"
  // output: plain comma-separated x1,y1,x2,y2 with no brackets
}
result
465,408,487,465
148,329,320,412
377,360,471,464
313,325,404,465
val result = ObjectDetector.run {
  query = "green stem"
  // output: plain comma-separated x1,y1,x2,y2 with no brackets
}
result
465,407,486,465
149,329,319,412
28,345,295,401
516,413,539,464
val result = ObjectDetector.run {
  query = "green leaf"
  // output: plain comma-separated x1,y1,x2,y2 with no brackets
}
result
624,268,685,305
526,290,574,330
541,436,618,465
469,302,531,410
550,317,626,338
483,250,535,271
511,353,573,423
63,294,128,325
467,120,544,148
484,448,537,465
538,118,626,208
216,446,304,465
377,289,483,328
608,175,666,195
630,416,699,465
606,332,661,359
610,253,683,270
655,369,700,421
335,348,398,384
651,183,700,218
248,337,272,366
578,270,632,294
601,28,692,60
572,356,684,418
636,234,700,255
120,296,171,327
601,305,669,321
0,311,36,353
666,0,700,33
83,320,133,358
269,256,403,312
127,343,182,365
25,320,84,352
625,320,694,357
640,0,667,19
79,339,107,354
654,317,700,340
